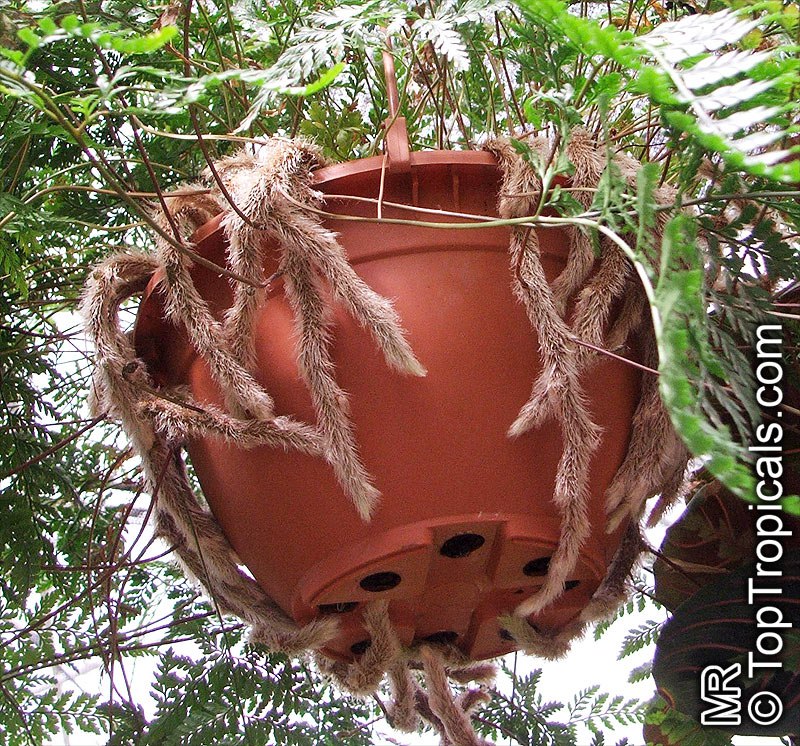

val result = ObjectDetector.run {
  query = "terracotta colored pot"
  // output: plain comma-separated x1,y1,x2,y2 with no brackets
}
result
134,148,643,662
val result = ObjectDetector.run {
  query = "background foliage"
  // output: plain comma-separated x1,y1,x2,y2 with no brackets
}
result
0,0,799,743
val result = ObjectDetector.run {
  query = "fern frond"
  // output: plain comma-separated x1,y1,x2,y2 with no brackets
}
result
681,49,773,90
638,10,760,62
414,17,471,71
619,619,664,660
412,0,506,71
627,661,653,684
637,9,797,178
567,689,644,732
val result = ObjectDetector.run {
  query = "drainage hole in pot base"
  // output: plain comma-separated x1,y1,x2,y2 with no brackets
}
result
359,572,401,592
439,533,485,558
420,631,459,646
350,639,372,655
523,556,551,576
318,602,358,614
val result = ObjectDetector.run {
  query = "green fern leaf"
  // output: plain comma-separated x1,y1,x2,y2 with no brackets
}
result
637,9,796,178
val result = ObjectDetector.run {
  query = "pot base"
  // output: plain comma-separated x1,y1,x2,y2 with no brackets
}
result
294,512,601,661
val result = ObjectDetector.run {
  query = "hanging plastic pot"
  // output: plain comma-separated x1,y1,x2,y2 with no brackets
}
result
132,151,642,663
83,50,689,740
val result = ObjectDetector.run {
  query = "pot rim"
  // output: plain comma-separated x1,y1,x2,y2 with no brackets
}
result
190,149,501,245
315,148,498,181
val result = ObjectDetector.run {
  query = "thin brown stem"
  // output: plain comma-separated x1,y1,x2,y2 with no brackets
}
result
0,415,106,481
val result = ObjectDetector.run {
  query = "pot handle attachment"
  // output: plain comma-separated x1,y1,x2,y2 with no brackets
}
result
382,48,411,173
